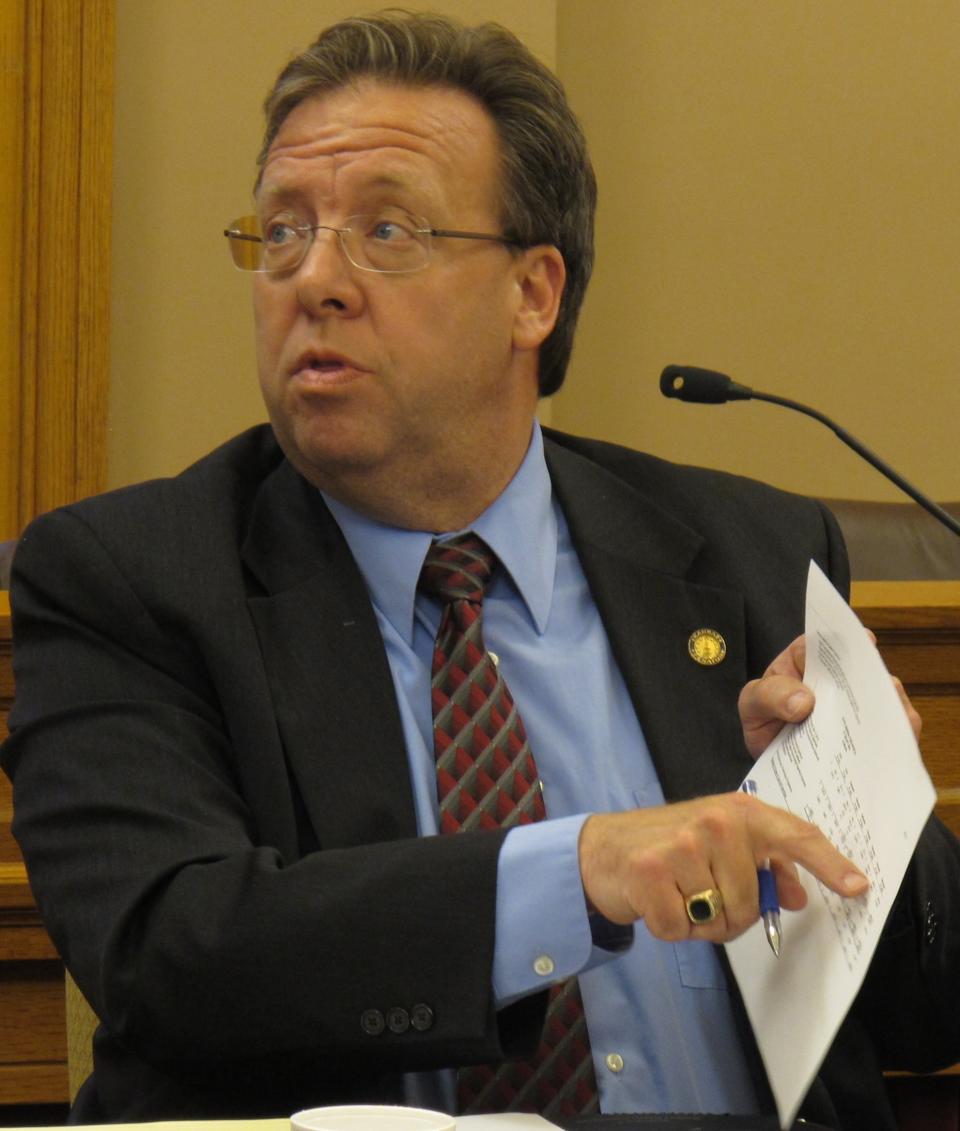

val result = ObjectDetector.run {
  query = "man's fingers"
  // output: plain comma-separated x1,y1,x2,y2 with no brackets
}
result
768,857,807,911
772,817,869,899
866,631,921,740
741,796,868,901
738,634,814,758
578,793,869,944
741,675,814,724
740,629,923,762
738,674,814,759
769,634,806,681
892,675,923,740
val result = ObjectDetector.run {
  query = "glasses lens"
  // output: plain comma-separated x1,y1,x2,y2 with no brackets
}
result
225,216,265,271
347,210,429,273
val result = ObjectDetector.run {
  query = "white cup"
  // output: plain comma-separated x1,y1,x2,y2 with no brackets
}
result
290,1104,455,1131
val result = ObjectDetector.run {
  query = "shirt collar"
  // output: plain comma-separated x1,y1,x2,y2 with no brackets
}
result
321,423,557,645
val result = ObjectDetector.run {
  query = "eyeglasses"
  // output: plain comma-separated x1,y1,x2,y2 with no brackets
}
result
223,207,523,275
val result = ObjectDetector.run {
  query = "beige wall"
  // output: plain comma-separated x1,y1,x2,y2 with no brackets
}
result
108,0,556,487
553,0,960,501
111,1,960,503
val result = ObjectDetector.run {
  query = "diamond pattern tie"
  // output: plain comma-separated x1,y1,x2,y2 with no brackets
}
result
419,534,599,1119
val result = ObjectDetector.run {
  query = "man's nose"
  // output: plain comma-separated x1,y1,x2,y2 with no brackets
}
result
303,225,352,271
295,228,363,314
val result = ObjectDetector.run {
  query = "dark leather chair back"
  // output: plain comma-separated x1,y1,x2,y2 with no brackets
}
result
821,500,960,580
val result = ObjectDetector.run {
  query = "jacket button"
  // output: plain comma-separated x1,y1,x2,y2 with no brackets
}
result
387,1007,410,1033
411,1003,435,1032
361,1008,385,1036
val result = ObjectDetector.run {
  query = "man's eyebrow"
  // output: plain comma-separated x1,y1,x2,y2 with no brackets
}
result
256,171,425,208
362,172,413,194
255,182,304,208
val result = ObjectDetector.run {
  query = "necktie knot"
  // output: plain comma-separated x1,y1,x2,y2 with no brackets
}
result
419,533,496,604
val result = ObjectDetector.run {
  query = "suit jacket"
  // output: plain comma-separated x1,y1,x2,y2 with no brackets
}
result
3,426,958,1126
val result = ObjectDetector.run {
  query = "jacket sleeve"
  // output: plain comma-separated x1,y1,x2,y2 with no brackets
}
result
2,504,541,1081
851,812,960,1071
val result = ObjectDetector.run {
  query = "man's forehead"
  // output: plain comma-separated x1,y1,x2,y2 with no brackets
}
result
262,81,496,175
258,151,423,204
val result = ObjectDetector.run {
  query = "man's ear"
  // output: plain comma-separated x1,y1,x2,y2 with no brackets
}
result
512,245,566,352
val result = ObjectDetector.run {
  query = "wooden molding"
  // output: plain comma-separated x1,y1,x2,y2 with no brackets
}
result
0,0,114,541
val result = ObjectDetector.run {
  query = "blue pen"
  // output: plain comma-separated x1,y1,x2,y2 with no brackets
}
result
742,779,782,957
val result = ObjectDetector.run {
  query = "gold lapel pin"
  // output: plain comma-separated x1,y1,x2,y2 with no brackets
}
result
688,628,726,666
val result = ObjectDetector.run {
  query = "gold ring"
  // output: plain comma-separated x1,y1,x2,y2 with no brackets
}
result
685,887,724,924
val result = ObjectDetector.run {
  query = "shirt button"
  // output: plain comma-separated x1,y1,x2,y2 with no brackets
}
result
605,1052,625,1073
533,954,556,977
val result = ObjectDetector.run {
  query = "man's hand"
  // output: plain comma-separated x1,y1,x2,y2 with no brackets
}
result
738,632,922,759
578,792,869,941
578,629,923,945
738,635,812,759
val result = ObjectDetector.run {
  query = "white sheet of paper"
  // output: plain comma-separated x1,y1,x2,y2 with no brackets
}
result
458,1117,558,1130
726,560,935,1129
0,1118,561,1131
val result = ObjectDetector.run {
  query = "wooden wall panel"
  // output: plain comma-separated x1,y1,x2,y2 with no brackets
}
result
852,581,960,840
0,0,113,542
0,4,27,540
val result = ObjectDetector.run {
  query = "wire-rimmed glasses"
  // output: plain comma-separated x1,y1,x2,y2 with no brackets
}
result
223,207,522,275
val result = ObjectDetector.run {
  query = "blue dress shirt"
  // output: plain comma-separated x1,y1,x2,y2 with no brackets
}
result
322,424,760,1116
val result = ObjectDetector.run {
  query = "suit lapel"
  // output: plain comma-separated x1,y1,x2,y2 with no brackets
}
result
241,460,417,848
545,438,755,800
239,440,756,845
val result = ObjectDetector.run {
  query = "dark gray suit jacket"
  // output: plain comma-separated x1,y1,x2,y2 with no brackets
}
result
3,426,957,1126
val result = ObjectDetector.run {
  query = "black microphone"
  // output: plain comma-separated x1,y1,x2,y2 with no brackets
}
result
660,364,960,538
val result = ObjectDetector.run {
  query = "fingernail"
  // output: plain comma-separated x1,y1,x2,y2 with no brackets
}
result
787,691,811,717
844,871,869,893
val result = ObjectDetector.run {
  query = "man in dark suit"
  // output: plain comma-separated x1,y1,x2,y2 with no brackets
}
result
3,12,957,1129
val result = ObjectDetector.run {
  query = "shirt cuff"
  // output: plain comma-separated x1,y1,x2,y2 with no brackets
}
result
492,813,633,1007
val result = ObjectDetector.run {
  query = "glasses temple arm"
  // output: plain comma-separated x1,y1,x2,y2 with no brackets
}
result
427,228,523,247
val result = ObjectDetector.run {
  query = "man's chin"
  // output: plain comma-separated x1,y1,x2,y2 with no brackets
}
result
277,430,387,492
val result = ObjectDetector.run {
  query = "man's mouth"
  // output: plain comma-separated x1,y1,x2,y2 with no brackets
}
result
290,351,368,387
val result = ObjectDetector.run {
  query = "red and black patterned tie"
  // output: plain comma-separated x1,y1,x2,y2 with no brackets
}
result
419,533,599,1119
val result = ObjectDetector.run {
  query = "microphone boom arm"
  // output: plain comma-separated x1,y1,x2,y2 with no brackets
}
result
749,391,960,537
660,364,960,538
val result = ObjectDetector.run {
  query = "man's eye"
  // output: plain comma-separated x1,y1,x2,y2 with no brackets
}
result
264,221,298,246
369,219,413,243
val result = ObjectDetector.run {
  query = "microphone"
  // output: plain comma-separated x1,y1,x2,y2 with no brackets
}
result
660,364,960,538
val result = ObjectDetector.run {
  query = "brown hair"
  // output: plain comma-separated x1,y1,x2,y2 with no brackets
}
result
258,11,596,396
